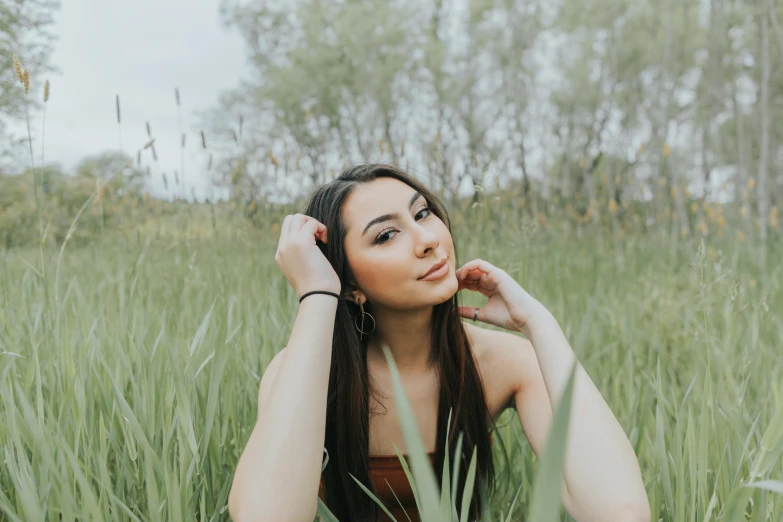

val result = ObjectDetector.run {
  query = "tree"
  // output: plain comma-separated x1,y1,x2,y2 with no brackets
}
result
74,151,147,195
213,0,422,202
0,0,60,168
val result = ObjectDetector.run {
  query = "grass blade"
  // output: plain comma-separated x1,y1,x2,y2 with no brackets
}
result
458,446,478,522
382,344,440,521
351,473,400,522
526,360,578,522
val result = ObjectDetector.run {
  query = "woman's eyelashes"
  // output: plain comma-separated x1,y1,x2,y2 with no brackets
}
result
373,206,434,245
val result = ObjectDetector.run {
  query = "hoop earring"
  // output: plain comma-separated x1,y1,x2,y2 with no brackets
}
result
354,301,376,339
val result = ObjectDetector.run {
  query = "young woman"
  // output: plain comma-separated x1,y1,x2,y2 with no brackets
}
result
228,164,650,522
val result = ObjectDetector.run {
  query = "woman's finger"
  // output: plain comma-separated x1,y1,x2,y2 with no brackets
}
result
458,269,482,283
279,215,292,243
301,215,328,243
458,278,476,290
300,218,321,238
458,270,486,283
319,224,328,244
315,222,328,244
292,213,311,231
303,218,330,244
456,305,482,321
457,259,495,276
457,265,481,278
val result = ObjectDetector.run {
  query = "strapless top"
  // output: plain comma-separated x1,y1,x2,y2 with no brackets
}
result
317,452,436,522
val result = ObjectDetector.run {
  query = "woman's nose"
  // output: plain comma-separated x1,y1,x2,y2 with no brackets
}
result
413,224,439,255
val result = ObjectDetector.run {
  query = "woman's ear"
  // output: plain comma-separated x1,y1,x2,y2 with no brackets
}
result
343,285,366,306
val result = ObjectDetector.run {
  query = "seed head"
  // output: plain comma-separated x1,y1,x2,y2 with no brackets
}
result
44,80,50,102
13,55,24,82
23,70,30,94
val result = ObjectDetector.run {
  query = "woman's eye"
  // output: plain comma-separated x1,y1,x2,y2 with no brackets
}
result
374,206,433,245
416,206,433,220
376,231,394,244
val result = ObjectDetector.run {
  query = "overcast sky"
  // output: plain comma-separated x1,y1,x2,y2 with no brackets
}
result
21,0,247,200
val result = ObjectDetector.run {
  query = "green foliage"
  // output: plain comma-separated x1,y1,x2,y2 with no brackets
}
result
0,153,146,248
0,152,252,248
1,206,782,519
210,0,783,238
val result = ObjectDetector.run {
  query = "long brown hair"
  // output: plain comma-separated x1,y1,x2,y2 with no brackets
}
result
304,164,508,521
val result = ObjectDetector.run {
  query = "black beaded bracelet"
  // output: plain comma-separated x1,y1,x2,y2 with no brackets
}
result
299,290,341,303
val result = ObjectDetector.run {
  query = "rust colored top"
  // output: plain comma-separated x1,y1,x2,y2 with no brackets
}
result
318,452,437,522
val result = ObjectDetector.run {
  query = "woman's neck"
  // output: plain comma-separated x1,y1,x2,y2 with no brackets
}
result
366,333,434,372
364,304,435,371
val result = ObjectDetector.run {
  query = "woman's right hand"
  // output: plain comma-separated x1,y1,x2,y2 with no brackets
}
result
274,214,342,298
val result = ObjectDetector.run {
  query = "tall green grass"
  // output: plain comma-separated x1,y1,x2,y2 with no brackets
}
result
1,220,782,520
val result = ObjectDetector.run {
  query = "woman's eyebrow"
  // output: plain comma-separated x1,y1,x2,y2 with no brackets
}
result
361,191,424,237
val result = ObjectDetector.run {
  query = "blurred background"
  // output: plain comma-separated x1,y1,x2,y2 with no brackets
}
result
3,0,781,244
1,1,782,521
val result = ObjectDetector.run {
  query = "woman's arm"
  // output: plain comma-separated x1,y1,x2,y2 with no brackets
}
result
454,258,649,522
228,294,338,522
517,308,650,522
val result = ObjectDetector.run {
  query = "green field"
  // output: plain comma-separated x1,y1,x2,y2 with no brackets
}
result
1,210,781,521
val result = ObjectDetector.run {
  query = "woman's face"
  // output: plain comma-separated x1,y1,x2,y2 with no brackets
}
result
341,177,458,309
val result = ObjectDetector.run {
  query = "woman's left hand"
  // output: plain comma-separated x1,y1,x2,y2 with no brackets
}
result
456,258,548,332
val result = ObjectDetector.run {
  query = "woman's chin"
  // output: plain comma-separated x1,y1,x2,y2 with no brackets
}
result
435,279,460,303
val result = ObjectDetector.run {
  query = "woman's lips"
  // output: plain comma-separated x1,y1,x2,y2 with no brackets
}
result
418,260,449,281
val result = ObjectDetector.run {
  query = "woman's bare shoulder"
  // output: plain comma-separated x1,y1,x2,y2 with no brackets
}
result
462,322,525,414
463,321,524,363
